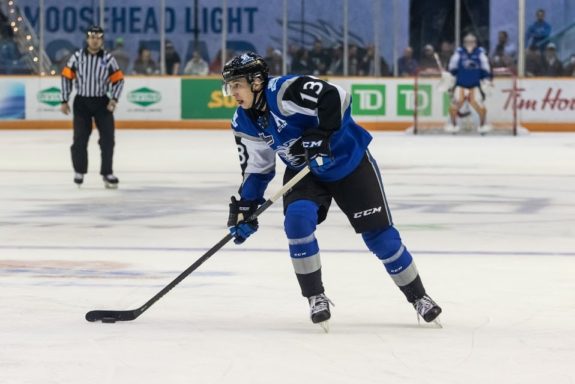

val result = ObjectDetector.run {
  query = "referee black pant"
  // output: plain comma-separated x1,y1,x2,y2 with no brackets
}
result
71,96,115,176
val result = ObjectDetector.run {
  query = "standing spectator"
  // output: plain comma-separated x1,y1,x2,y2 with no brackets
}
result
60,25,124,189
491,31,516,69
132,47,159,75
526,9,551,51
165,40,181,75
397,46,418,76
540,43,563,76
525,44,542,76
110,37,130,73
182,50,209,75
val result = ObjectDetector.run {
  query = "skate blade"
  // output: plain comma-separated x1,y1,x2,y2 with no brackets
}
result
416,314,443,328
319,320,330,333
432,317,443,328
104,183,118,190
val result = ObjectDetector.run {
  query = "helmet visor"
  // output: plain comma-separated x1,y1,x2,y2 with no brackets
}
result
222,76,243,97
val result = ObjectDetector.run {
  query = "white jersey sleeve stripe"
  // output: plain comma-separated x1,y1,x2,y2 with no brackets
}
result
281,100,317,116
241,136,276,174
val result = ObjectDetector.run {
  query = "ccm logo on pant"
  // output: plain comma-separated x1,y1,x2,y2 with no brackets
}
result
353,206,382,218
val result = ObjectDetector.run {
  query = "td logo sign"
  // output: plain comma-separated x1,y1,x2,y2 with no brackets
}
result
397,84,432,116
351,84,386,115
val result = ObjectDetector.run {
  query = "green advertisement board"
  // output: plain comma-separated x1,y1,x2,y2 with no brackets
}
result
351,84,386,116
397,84,432,116
181,78,237,119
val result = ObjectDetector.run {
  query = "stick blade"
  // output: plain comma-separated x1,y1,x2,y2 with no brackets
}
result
85,309,139,323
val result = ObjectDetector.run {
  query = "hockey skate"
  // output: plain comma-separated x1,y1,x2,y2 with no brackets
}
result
308,293,333,333
444,123,460,134
103,174,119,189
74,173,84,187
413,295,442,327
477,124,492,135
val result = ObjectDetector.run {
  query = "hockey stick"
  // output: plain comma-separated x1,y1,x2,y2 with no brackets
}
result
432,52,444,72
85,166,311,323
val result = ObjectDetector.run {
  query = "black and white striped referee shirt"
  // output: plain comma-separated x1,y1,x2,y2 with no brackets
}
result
60,48,125,102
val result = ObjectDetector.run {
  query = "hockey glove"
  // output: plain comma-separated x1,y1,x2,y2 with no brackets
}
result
301,129,333,174
227,196,259,244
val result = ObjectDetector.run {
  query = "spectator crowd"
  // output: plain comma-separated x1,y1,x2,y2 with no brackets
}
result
1,7,574,77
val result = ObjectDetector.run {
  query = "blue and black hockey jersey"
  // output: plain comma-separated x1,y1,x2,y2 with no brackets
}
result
448,47,491,88
231,75,372,202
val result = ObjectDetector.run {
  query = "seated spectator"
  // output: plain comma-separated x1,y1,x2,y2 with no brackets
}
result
110,37,130,73
564,54,575,77
209,49,234,74
286,43,300,73
326,45,343,76
540,43,563,76
132,47,159,75
264,46,283,76
291,48,312,75
165,40,181,75
491,31,516,69
359,44,391,76
525,44,542,76
418,44,439,74
526,9,551,51
438,41,454,69
183,50,209,75
348,44,360,76
397,46,418,76
308,40,330,76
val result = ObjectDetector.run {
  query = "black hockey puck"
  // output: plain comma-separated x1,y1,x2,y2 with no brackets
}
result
101,317,117,323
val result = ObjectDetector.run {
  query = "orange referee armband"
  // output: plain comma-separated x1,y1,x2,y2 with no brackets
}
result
61,67,75,80
109,70,125,83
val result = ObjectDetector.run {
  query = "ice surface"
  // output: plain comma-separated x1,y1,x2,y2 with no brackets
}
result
1,130,573,384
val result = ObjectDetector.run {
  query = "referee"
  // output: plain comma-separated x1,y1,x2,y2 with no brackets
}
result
60,25,125,189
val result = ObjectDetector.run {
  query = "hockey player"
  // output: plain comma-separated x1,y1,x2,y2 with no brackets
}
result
445,33,493,134
222,52,442,330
